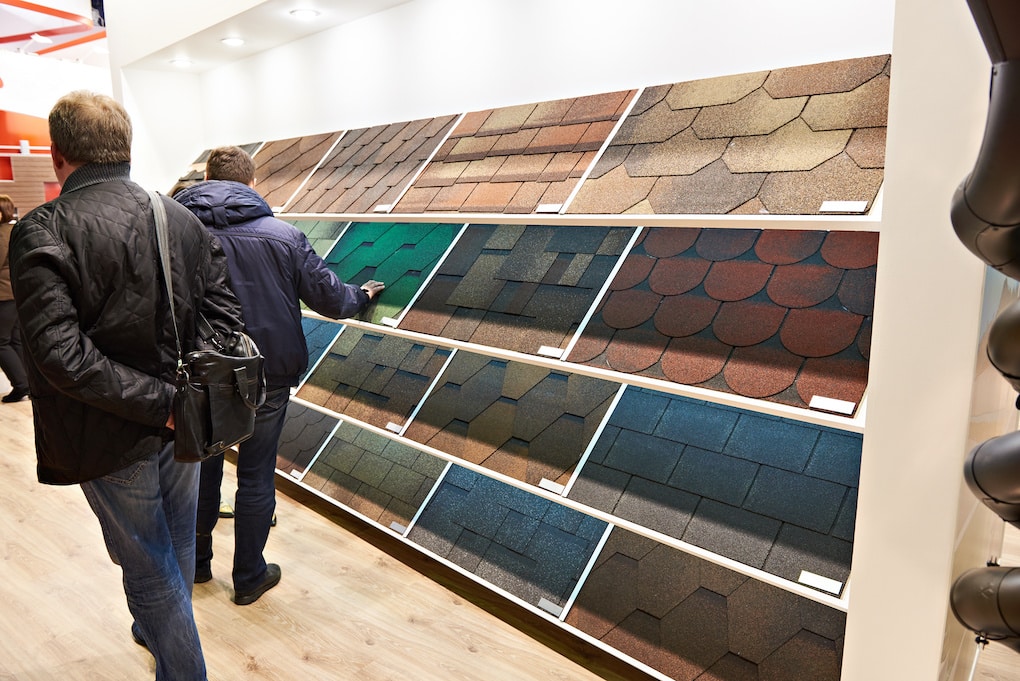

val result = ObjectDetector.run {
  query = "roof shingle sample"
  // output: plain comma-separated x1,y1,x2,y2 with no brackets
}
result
402,351,620,488
275,401,339,477
283,219,347,257
321,221,462,325
566,386,860,592
392,91,636,214
567,227,877,413
299,316,344,385
253,133,339,211
398,223,635,355
301,420,447,531
408,464,608,609
564,527,845,681
286,115,459,215
295,327,452,431
566,55,889,215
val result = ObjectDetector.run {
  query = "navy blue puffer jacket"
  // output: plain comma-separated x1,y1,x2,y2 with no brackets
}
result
175,180,369,387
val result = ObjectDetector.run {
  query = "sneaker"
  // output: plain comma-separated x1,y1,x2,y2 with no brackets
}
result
1,388,29,403
270,512,277,527
232,563,281,606
218,500,234,518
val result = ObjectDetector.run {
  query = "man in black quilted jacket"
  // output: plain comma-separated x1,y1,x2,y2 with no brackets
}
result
175,146,383,606
9,91,244,681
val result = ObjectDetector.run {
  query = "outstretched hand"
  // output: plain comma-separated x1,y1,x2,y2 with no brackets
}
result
360,280,385,300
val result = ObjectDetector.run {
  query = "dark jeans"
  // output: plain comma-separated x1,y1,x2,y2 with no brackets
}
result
81,442,206,681
196,386,289,592
0,300,28,392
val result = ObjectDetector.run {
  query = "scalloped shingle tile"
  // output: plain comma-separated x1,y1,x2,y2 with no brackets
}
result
567,227,879,413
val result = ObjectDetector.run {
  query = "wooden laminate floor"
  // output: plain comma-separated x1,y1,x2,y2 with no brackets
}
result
0,398,644,681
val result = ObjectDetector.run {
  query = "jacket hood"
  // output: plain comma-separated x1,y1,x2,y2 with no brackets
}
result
174,180,273,229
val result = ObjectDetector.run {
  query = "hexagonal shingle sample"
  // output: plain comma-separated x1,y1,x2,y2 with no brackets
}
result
393,91,636,214
253,132,339,211
399,222,635,355
321,221,463,325
287,115,460,214
403,350,621,489
567,55,889,215
408,465,608,609
301,419,447,531
567,386,861,591
567,226,878,414
296,327,453,430
275,401,339,477
565,527,845,681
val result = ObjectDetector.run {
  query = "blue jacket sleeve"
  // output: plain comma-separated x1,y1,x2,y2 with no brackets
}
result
294,232,369,319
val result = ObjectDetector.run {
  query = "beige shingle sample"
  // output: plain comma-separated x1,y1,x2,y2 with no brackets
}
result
723,118,852,173
567,55,890,216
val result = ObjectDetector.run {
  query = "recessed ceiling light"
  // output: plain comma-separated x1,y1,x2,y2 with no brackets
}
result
289,8,321,20
170,58,194,68
221,37,245,47
30,32,53,44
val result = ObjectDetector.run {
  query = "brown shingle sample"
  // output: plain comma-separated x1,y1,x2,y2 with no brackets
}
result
565,528,845,681
393,91,635,214
567,55,890,215
288,115,459,214
567,227,879,413
253,133,338,211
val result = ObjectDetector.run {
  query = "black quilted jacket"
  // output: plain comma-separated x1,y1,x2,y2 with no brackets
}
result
10,163,244,484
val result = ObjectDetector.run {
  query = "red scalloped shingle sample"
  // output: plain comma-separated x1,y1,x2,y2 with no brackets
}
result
654,294,720,337
713,299,788,347
568,226,879,414
820,231,879,269
703,260,773,301
643,228,700,257
601,289,662,330
838,266,877,315
766,263,843,308
605,326,672,373
754,230,826,265
797,356,871,405
780,308,863,357
695,229,758,261
649,256,711,295
660,335,731,384
723,344,802,398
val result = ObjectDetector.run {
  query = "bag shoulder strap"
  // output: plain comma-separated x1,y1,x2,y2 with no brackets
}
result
149,190,183,365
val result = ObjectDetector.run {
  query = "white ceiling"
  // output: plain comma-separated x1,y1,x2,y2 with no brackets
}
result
0,0,412,73
0,0,108,67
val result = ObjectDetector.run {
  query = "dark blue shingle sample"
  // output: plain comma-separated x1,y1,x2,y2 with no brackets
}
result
565,528,845,681
275,401,339,476
567,386,862,593
299,316,344,385
408,466,608,608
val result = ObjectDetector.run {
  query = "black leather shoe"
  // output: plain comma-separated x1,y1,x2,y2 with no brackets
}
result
195,563,212,584
233,563,281,606
1,388,29,403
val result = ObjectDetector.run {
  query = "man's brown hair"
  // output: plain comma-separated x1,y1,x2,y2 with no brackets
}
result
48,90,131,165
205,146,256,184
0,194,15,223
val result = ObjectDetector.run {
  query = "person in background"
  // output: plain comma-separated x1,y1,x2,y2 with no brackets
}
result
175,145,384,605
0,194,29,403
9,91,245,680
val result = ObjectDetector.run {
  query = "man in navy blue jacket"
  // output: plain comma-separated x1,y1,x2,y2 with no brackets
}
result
175,146,383,605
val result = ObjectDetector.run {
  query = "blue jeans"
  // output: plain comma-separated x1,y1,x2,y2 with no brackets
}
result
81,442,206,681
196,386,289,592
